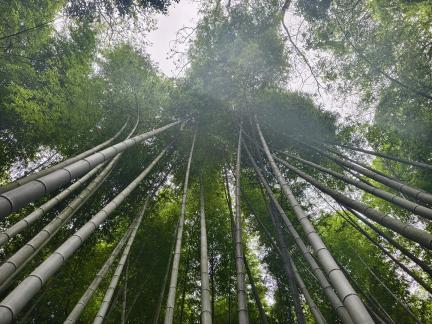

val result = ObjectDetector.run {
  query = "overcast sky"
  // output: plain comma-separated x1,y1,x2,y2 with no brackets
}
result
146,0,200,77
144,1,364,123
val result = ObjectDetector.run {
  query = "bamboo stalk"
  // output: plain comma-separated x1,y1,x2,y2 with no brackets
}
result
164,131,197,324
0,120,181,218
244,144,353,324
0,148,167,323
254,119,372,324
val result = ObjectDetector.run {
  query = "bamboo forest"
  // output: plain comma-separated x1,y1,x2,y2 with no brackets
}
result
1,0,432,323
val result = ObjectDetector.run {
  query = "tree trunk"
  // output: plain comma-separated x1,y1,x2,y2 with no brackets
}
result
274,155,432,250
200,176,212,324
244,143,354,324
93,198,149,324
279,151,432,220
0,120,181,219
330,143,432,171
164,131,197,324
233,124,250,324
0,148,167,323
0,118,129,194
254,119,372,324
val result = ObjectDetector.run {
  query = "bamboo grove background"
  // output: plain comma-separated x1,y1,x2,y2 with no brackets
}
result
0,0,431,323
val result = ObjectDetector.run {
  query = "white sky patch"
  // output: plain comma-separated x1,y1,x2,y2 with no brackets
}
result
146,0,200,77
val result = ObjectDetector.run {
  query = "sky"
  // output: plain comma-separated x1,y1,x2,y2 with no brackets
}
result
145,1,366,124
146,0,200,77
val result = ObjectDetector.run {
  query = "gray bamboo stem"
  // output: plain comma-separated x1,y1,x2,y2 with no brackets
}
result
0,120,181,218
330,143,432,171
0,163,104,247
234,125,249,324
0,157,116,292
243,256,268,324
0,117,142,291
274,155,432,250
93,199,149,324
254,119,372,324
164,131,197,324
243,144,353,324
241,189,326,324
0,148,167,323
279,151,432,220
153,223,178,324
350,246,422,323
269,204,305,324
341,208,432,295
314,189,432,279
349,209,432,277
200,176,212,324
314,145,432,205
63,216,138,323
0,119,129,194
121,254,129,324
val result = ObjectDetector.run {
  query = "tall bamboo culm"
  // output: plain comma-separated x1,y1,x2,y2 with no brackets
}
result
0,148,167,323
0,163,104,247
274,156,432,250
164,131,197,324
313,145,432,205
234,125,249,324
329,142,432,171
93,198,150,324
199,176,212,324
63,216,137,323
0,119,129,194
0,115,141,291
279,151,432,220
243,144,354,324
0,120,181,219
254,119,373,324
241,190,327,324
